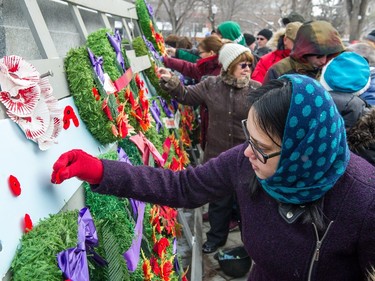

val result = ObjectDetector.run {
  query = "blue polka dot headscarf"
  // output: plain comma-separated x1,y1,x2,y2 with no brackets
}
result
259,74,350,204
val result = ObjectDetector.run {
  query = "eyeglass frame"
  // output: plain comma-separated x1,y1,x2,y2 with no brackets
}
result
239,62,253,69
241,119,281,164
256,37,266,41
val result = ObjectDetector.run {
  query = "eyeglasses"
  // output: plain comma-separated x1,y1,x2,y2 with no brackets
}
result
241,119,281,164
239,62,253,69
256,37,265,41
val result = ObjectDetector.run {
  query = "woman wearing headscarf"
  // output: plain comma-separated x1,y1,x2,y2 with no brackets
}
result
52,74,375,280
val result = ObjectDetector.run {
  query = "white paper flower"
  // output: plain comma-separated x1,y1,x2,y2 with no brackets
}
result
0,55,40,96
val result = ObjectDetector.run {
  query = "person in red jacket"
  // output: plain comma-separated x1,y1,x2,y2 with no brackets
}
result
251,22,302,84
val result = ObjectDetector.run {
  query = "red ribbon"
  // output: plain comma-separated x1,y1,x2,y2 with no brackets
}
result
114,68,133,92
129,132,165,167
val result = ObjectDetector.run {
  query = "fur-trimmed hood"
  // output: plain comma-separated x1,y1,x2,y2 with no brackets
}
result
347,107,375,165
266,28,286,51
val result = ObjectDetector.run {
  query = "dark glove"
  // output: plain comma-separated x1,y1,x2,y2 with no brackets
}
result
51,149,103,185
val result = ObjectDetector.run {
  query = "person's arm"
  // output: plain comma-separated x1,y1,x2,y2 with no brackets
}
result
175,49,200,63
163,56,201,81
158,67,212,106
51,145,245,209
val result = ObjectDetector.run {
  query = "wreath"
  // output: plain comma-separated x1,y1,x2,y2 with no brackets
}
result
135,0,166,56
10,150,187,281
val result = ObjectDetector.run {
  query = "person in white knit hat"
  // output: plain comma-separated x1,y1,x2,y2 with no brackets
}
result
157,42,261,253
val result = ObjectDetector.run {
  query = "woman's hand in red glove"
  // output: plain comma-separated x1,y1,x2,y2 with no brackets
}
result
51,149,103,185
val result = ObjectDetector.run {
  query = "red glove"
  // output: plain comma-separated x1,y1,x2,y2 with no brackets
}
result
51,149,103,185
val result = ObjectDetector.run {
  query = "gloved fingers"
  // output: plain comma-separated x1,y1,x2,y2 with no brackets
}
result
51,150,80,184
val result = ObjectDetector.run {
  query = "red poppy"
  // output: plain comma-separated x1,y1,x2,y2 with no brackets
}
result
9,175,21,196
150,256,161,275
24,213,33,233
63,105,79,129
153,237,170,258
92,87,100,101
160,259,173,281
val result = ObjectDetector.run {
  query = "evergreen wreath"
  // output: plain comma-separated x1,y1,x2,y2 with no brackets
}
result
135,0,166,55
65,29,140,145
132,36,169,101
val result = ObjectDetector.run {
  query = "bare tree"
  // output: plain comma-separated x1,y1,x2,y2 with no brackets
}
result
216,0,245,21
157,0,201,34
314,0,348,36
346,0,370,41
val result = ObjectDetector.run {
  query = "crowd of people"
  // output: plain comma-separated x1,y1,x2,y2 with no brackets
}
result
51,11,375,281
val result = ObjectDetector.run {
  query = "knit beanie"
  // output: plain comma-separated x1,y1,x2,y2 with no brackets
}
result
365,30,375,42
219,43,250,71
285,22,303,41
257,29,273,40
319,52,371,96
244,33,256,46
282,11,305,26
217,21,246,46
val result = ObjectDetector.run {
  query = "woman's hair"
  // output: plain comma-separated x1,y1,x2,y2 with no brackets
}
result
176,36,193,49
198,35,223,54
227,51,254,75
248,78,327,230
165,34,180,48
250,79,291,145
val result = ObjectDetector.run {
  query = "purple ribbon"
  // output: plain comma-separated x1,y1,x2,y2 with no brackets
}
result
57,208,107,281
117,148,146,272
146,1,154,18
172,238,181,274
150,100,163,133
171,99,179,112
142,35,162,61
158,97,174,118
123,199,145,272
87,47,105,84
107,31,126,72
118,147,131,164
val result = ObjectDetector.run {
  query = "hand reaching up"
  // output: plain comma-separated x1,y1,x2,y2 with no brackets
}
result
157,67,172,82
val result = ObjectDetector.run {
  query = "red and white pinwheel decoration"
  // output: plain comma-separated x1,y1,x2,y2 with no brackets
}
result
0,55,63,150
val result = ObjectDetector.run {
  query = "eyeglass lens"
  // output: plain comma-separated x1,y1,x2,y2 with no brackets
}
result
240,63,252,69
241,120,266,163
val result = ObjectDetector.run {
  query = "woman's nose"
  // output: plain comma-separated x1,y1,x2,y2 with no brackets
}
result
244,144,256,159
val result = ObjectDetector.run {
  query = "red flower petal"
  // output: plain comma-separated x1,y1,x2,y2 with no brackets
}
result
24,213,33,233
9,175,21,196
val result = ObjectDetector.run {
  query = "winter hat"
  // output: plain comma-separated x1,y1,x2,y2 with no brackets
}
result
282,11,305,26
217,21,246,46
244,33,256,46
285,22,303,41
291,21,345,61
257,29,273,40
320,52,371,96
219,43,250,71
365,30,375,43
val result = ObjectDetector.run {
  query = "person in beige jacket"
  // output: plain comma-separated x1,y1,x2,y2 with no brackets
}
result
158,43,261,253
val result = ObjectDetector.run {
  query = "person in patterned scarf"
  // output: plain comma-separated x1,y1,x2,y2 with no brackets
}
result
52,74,375,280
263,20,345,84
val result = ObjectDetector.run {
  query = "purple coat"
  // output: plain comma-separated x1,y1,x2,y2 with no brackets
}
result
93,143,375,281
